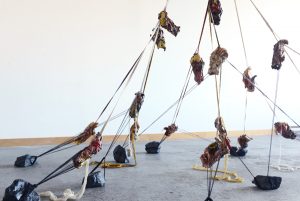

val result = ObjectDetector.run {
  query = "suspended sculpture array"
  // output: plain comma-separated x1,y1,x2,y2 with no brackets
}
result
2,0,300,200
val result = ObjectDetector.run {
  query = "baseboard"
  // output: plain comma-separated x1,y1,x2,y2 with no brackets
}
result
0,129,271,147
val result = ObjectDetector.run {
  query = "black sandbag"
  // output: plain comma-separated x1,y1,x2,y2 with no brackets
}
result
229,146,247,157
229,146,238,155
113,145,128,163
252,175,282,190
3,179,40,201
236,149,247,157
14,155,37,168
145,141,160,154
85,171,105,188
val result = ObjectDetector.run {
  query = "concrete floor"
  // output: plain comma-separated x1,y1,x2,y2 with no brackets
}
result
1,135,300,201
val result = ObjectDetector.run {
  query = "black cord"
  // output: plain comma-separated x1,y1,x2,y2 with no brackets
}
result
209,9,220,47
196,0,211,53
238,157,255,178
35,156,75,186
208,159,220,198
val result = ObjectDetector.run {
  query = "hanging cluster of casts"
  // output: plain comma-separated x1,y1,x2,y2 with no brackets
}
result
3,0,300,201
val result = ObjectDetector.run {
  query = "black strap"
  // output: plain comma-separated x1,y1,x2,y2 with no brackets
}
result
207,159,220,198
30,156,38,165
238,157,255,178
35,155,75,186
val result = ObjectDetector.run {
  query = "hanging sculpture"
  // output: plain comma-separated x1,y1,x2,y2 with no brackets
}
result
271,39,288,70
158,10,180,36
129,92,145,118
73,135,102,168
14,122,98,168
274,122,297,139
130,121,140,141
164,123,178,137
210,0,223,25
271,122,300,172
208,47,228,75
153,28,166,51
74,122,99,144
238,134,252,149
200,139,228,168
6,0,300,200
230,134,252,157
190,53,205,84
214,117,231,149
242,67,257,92
201,117,230,168
214,117,226,134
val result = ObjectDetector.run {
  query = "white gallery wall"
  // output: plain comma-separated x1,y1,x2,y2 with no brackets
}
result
1,0,300,139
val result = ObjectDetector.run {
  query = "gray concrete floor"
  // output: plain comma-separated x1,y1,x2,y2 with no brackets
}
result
1,135,300,201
